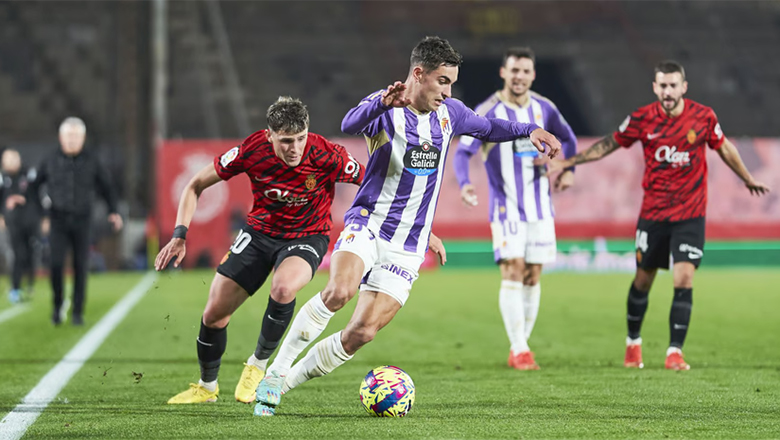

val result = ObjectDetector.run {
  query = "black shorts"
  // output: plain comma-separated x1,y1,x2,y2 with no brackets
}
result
635,217,705,269
216,224,329,295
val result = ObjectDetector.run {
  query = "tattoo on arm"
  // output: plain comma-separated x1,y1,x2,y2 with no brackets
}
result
569,135,620,165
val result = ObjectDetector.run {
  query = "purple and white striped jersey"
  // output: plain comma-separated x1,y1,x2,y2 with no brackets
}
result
341,90,541,256
454,92,577,223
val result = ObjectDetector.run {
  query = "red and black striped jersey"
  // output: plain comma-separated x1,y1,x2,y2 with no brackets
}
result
613,99,725,222
214,129,365,239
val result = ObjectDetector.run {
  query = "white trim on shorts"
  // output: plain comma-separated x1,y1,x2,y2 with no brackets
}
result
490,217,557,264
332,223,424,306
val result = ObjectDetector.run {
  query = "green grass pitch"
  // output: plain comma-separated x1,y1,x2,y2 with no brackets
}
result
1,268,778,439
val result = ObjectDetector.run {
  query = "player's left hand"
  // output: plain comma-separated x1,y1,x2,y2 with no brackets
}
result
745,179,770,196
108,213,124,232
381,81,411,108
428,233,447,266
554,170,575,192
530,128,561,159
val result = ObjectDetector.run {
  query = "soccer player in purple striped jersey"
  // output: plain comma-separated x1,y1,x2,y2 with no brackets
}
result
253,36,561,416
453,47,578,370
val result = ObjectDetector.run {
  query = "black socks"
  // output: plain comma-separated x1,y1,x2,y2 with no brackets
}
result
197,319,227,382
627,284,650,340
254,297,296,360
669,288,692,349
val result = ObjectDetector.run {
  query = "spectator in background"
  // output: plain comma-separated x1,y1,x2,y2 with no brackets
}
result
1,148,43,303
27,117,123,326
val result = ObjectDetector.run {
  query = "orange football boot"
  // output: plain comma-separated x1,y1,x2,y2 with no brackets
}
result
508,350,540,370
624,344,644,368
665,350,690,370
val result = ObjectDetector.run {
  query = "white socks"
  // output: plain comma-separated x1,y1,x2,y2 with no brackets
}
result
282,331,352,393
627,336,642,346
666,346,682,356
267,292,334,376
247,354,268,371
198,379,217,392
499,280,529,353
522,283,541,341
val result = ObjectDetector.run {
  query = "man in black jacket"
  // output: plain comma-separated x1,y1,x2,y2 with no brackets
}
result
1,148,43,303
28,117,123,325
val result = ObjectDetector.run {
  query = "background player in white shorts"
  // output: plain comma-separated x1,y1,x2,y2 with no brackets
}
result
252,36,561,416
454,47,577,370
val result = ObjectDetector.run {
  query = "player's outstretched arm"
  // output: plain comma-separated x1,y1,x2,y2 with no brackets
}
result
341,82,407,136
154,164,222,271
456,105,560,158
545,134,621,175
716,139,771,196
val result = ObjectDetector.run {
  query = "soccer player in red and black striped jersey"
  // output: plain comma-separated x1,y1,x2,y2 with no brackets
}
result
155,97,365,404
547,61,769,370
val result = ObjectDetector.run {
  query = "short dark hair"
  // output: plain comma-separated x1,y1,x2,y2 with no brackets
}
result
503,47,535,66
410,36,463,73
267,96,309,134
654,60,686,81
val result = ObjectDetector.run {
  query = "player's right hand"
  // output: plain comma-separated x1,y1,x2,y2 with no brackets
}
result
382,81,411,108
460,184,478,207
529,128,561,159
745,179,770,196
155,238,186,271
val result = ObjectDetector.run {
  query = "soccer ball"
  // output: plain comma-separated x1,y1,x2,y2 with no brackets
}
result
359,365,415,417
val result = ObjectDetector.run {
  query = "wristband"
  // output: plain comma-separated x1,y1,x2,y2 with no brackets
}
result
172,225,188,240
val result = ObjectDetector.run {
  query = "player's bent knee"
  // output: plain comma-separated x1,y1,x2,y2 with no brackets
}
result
633,269,656,291
269,283,296,303
202,310,230,329
674,275,694,289
500,260,525,282
633,278,653,292
523,273,540,286
321,283,354,311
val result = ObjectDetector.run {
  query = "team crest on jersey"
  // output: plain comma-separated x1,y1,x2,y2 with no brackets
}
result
440,117,450,133
305,174,317,190
404,141,440,176
220,146,239,167
687,129,697,144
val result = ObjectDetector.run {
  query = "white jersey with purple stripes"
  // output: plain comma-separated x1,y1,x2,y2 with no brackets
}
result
341,90,540,257
454,92,577,223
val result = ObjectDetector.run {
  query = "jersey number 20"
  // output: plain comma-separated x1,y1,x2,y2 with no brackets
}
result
230,230,252,254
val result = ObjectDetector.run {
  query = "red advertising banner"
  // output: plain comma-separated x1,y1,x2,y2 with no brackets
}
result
439,137,780,239
156,140,252,268
157,137,780,267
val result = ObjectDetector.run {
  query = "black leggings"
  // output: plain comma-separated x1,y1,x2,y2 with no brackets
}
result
50,212,91,317
7,220,37,291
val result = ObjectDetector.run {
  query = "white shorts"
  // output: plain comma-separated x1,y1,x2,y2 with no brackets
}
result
491,218,557,264
332,224,424,306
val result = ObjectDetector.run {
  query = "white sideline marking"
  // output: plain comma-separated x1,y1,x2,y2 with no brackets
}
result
0,272,158,440
0,305,30,325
